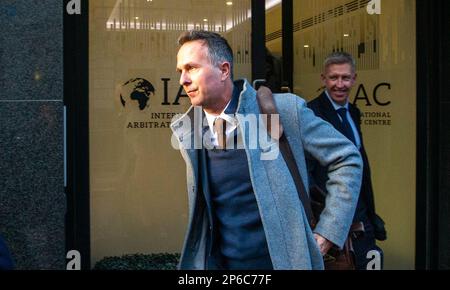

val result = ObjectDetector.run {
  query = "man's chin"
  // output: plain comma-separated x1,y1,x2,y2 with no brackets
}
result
190,102,205,109
331,94,348,104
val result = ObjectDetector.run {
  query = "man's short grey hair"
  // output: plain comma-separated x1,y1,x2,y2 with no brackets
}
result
323,52,356,73
178,30,234,79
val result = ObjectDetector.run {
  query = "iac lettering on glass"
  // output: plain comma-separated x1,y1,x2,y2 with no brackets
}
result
161,78,189,106
353,83,391,107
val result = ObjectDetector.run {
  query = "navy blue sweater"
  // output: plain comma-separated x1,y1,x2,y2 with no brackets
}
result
203,82,272,270
205,148,272,270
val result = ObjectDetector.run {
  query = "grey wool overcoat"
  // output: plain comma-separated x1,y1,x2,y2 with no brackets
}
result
170,79,362,270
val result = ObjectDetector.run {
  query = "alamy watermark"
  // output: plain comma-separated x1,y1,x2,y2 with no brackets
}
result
66,0,380,16
66,250,81,270
367,0,381,15
170,107,281,161
66,0,81,15
366,250,382,270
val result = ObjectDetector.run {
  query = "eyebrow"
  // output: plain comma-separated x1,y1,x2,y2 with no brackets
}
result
176,64,186,73
176,62,198,73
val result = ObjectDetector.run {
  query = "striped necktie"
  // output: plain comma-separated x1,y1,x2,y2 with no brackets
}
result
213,117,227,149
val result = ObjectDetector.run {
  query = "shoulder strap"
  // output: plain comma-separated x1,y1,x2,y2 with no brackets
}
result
256,86,317,228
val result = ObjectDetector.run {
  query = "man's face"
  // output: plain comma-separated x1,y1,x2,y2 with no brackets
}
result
321,63,356,105
176,40,227,110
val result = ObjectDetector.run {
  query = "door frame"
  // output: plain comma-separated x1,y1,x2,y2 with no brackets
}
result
63,0,267,269
66,0,448,270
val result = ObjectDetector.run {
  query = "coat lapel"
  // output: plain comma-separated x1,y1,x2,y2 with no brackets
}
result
170,106,202,218
235,82,319,269
318,92,348,136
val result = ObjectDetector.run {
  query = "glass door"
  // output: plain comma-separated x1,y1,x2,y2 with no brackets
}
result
88,0,253,266
293,0,417,269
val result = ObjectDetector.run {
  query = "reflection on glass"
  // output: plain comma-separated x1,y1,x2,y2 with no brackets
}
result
89,0,252,267
293,0,416,270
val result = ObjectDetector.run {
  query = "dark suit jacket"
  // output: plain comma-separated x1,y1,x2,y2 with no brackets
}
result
307,92,386,240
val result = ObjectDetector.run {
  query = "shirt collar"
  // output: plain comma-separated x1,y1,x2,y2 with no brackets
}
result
204,99,233,132
204,85,239,133
325,90,349,111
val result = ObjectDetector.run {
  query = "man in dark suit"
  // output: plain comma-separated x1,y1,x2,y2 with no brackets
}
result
307,52,387,270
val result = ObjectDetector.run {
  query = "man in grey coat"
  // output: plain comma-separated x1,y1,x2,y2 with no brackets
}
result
170,30,362,270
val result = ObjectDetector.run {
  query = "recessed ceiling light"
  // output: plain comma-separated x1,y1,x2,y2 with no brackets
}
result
304,45,309,48
344,33,350,37
203,18,208,22
135,17,139,20
226,1,233,6
34,71,41,81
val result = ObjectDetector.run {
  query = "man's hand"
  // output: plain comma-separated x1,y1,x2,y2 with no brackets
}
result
313,233,333,255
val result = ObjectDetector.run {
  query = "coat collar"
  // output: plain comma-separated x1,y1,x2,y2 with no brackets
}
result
170,79,255,143
317,91,362,137
317,91,345,132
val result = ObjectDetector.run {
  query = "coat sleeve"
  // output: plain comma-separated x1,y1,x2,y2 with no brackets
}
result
296,97,363,248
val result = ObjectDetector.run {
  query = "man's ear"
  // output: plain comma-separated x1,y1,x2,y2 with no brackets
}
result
219,62,231,81
352,73,358,82
320,73,326,85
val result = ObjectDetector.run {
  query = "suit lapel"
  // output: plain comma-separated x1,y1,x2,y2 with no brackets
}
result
318,92,346,134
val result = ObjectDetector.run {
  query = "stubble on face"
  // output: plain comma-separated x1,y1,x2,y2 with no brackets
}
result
177,41,231,115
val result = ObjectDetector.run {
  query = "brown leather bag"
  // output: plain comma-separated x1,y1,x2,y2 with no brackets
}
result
323,238,355,270
256,86,356,270
310,185,356,270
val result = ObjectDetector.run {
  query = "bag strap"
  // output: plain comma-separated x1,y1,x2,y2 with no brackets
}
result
256,86,317,228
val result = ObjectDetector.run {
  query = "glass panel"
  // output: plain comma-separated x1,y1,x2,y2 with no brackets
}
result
293,0,416,269
89,0,251,266
265,0,282,55
265,0,284,92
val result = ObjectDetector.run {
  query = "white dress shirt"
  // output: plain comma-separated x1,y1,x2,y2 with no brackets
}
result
325,90,361,149
204,99,239,148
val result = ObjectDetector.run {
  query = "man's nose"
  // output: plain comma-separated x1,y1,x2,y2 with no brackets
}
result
179,71,191,86
336,78,344,87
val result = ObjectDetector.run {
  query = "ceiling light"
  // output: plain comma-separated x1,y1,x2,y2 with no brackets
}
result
226,2,233,6
344,33,350,37
34,71,41,81
304,45,309,48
